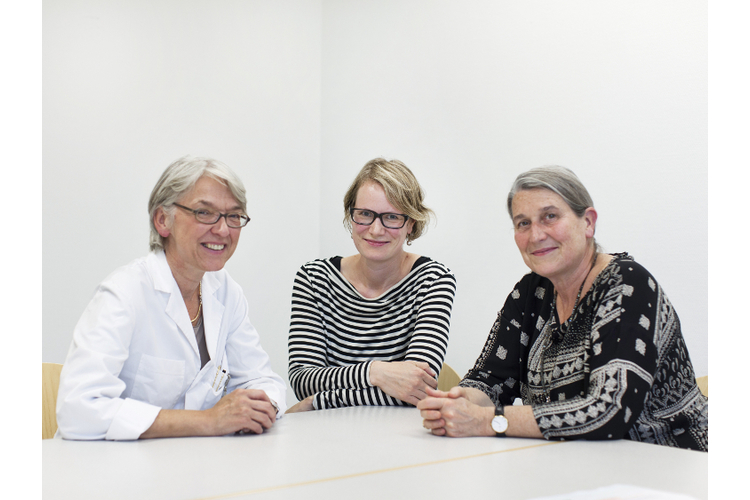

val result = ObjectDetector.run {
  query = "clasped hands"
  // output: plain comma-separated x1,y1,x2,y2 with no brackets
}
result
140,388,277,439
418,386,494,437
207,388,277,435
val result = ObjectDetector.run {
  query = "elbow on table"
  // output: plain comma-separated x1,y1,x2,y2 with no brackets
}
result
56,405,108,441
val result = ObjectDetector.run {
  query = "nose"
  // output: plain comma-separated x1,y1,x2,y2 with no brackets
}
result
212,215,231,236
368,216,387,235
529,221,546,241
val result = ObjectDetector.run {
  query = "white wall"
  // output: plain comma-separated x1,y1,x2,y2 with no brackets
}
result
43,1,707,409
320,0,707,380
42,1,322,408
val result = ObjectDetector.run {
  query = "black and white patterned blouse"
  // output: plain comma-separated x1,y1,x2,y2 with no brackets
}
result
288,256,456,410
461,253,708,451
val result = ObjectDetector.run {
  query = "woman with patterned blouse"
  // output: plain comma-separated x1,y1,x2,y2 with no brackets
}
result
286,158,457,413
419,166,707,451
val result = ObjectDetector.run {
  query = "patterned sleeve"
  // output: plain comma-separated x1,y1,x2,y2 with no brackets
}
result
288,262,456,410
531,260,661,441
459,278,529,407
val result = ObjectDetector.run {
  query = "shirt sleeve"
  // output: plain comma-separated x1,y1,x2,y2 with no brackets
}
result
459,280,528,407
56,282,161,440
288,263,456,410
223,283,287,414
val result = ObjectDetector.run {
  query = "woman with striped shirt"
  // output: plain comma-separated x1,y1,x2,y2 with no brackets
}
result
286,158,457,412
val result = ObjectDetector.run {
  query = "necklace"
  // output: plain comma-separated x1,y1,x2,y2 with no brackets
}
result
190,282,202,324
552,252,597,338
539,252,599,403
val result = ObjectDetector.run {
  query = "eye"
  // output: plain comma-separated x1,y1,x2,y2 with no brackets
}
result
384,213,401,221
516,220,530,230
192,209,219,224
358,210,374,217
544,213,557,222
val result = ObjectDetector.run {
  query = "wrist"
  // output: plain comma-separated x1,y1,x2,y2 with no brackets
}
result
482,406,496,437
490,405,509,437
368,361,382,386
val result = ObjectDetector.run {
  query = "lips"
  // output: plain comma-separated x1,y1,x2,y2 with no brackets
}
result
365,239,388,247
202,243,226,251
531,247,556,257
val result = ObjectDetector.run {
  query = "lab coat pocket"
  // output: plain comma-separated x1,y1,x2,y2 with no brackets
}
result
131,354,186,409
184,359,225,410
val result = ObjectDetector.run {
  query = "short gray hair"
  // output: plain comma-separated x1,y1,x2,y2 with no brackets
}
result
148,155,247,252
507,165,594,218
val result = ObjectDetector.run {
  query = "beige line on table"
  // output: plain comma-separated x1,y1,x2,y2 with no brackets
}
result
196,441,562,499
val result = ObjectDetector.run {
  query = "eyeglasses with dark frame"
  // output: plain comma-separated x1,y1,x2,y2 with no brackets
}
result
349,208,410,229
173,203,250,228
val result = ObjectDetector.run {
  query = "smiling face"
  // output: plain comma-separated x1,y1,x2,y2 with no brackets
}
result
155,176,244,283
351,181,414,265
511,188,596,283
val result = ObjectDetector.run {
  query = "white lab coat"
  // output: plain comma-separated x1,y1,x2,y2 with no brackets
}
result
56,251,287,440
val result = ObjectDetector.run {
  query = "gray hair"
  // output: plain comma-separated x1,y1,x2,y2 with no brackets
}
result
507,165,594,218
148,155,247,252
507,165,599,250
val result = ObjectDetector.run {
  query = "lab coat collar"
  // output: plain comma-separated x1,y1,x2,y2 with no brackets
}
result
146,251,225,364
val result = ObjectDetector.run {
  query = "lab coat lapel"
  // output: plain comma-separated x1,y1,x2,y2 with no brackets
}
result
201,273,225,364
149,251,201,357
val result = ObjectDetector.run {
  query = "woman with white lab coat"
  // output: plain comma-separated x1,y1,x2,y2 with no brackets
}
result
56,156,286,440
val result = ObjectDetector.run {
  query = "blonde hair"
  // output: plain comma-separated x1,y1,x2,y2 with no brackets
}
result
343,158,433,244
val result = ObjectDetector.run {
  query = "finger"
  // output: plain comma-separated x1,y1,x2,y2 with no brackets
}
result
416,397,445,410
244,389,271,402
237,420,264,435
422,373,438,389
422,416,445,429
418,363,436,377
419,408,443,420
250,401,277,421
248,410,274,430
425,386,449,398
447,386,465,399
414,361,432,373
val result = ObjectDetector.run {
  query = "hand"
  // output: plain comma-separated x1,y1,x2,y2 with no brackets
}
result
285,395,315,414
206,388,277,435
418,389,493,437
369,360,438,405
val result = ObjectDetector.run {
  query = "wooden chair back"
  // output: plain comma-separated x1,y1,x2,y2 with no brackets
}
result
696,375,708,398
437,363,462,392
43,363,64,439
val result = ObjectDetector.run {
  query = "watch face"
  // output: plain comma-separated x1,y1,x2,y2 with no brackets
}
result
492,415,509,434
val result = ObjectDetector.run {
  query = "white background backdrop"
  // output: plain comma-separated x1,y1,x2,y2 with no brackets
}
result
42,1,707,411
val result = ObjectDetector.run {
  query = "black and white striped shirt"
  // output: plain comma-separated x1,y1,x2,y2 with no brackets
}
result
288,256,456,409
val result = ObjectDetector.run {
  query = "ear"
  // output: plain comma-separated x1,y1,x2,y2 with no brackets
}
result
153,207,171,238
406,218,415,235
583,207,598,238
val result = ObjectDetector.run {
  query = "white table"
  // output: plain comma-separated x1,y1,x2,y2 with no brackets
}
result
43,406,707,500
